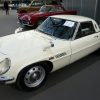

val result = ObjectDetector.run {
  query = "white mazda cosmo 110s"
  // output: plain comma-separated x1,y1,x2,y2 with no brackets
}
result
0,15,100,91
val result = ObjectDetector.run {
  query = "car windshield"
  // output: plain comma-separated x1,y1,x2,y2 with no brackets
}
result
37,17,77,40
31,1,43,6
39,6,64,13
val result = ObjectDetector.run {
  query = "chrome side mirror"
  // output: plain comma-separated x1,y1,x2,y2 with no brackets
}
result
43,41,54,51
50,41,54,47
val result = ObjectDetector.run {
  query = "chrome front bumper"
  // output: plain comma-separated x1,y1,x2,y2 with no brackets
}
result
18,20,33,27
0,76,14,84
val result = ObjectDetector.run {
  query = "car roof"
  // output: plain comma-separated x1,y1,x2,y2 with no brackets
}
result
51,15,94,22
43,5,62,7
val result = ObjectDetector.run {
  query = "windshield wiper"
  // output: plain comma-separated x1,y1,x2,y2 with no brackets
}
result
38,29,52,36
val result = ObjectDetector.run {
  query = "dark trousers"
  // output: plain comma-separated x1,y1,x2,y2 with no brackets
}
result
5,9,9,15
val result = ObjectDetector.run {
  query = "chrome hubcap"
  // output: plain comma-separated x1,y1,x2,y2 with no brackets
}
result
24,66,45,88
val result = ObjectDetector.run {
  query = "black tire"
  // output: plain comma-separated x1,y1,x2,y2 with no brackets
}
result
16,64,48,91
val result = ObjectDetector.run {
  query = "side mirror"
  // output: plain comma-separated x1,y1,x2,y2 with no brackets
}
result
43,41,54,51
50,41,54,47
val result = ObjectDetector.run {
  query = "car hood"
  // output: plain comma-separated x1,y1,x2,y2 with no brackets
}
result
0,30,53,61
29,12,43,16
20,12,43,20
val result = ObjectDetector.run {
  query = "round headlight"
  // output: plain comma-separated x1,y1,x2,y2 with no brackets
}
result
28,16,31,21
0,58,11,75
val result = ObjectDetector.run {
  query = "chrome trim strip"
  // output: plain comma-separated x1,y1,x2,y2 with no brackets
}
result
0,76,14,84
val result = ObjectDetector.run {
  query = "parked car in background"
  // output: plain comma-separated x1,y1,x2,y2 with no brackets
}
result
18,5,77,29
17,0,59,15
17,0,44,14
0,15,100,91
0,4,3,10
9,3,19,10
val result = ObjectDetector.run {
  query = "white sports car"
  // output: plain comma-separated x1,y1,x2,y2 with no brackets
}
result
0,15,100,91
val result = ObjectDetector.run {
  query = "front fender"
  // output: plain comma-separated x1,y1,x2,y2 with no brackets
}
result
2,57,52,84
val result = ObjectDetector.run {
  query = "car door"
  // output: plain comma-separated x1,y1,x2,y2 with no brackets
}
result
70,21,99,63
44,39,71,71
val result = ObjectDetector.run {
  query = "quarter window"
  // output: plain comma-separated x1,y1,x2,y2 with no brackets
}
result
76,21,95,39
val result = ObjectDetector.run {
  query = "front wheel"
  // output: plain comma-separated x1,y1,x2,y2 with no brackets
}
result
16,65,47,91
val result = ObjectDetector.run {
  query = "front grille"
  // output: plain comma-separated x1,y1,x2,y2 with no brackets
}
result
22,20,29,25
19,19,29,26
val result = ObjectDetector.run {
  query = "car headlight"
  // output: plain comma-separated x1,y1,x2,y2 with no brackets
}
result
0,58,11,75
28,16,31,21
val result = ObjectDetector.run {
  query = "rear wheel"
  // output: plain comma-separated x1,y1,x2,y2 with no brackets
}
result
16,64,48,91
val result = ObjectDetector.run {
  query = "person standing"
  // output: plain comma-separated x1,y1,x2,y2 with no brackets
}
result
4,1,9,15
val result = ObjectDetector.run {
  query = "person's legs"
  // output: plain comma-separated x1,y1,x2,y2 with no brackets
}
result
6,9,7,15
6,9,9,15
7,9,9,15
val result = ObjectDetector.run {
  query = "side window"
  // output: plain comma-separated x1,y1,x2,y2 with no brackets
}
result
55,6,64,12
48,7,56,12
76,22,95,39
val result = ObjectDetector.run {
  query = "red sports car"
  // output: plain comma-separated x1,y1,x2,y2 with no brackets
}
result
18,5,77,28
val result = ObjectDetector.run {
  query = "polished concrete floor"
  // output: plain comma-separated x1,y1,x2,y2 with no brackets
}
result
0,10,100,100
